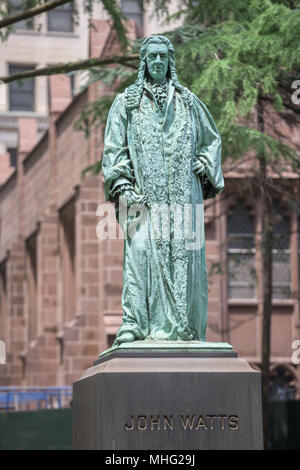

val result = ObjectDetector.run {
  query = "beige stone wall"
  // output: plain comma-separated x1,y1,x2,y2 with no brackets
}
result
0,0,93,114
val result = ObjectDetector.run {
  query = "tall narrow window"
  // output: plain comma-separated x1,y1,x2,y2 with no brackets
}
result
9,0,34,30
59,199,75,324
47,2,73,33
26,234,38,342
272,200,291,299
0,263,7,344
298,216,300,299
7,148,17,168
227,199,256,299
9,65,35,111
121,0,143,37
70,74,75,98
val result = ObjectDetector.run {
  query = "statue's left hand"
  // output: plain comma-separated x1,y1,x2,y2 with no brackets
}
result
193,156,207,176
121,189,148,207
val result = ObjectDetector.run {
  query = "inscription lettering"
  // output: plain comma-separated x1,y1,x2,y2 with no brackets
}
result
206,415,217,430
124,414,239,431
163,415,174,430
150,415,160,430
217,415,227,430
229,415,239,430
124,415,134,431
195,415,208,430
180,415,195,430
137,416,147,430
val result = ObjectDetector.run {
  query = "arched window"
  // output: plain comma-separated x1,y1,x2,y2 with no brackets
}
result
272,200,291,299
227,199,256,299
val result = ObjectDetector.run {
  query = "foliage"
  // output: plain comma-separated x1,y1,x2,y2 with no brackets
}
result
78,0,300,177
74,66,137,138
169,1,300,163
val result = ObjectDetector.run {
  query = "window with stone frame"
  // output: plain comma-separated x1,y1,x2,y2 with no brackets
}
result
8,0,34,30
121,0,144,37
272,200,291,299
9,65,35,111
47,2,73,33
227,199,256,299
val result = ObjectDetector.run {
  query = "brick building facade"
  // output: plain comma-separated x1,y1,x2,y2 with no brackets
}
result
0,20,299,396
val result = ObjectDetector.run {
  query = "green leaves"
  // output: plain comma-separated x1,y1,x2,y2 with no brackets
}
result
169,2,300,164
100,0,128,51
81,160,102,178
74,0,299,176
74,65,137,138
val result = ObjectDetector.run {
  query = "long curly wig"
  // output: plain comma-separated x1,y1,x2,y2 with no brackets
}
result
124,35,192,111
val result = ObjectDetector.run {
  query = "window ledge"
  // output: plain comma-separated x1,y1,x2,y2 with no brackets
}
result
228,298,295,307
11,30,79,38
0,111,48,119
44,31,79,38
272,299,295,306
228,299,258,306
11,29,40,36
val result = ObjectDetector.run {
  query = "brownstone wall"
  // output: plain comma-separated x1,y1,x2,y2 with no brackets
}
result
0,20,115,386
0,19,299,393
0,154,14,186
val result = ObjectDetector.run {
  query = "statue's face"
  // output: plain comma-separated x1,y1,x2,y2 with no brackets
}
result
146,43,169,82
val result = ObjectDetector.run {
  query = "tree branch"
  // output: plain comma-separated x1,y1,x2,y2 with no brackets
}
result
0,0,72,29
0,54,139,83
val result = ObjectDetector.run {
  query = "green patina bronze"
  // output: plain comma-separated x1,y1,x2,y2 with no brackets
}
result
98,340,233,360
102,35,224,347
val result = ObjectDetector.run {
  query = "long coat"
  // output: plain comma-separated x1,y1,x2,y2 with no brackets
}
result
102,79,224,344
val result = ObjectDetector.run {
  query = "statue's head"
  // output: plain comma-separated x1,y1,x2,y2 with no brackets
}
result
143,36,170,82
125,35,192,110
146,40,169,82
138,35,177,84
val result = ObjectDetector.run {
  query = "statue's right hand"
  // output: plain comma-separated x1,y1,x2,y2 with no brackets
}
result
193,156,207,176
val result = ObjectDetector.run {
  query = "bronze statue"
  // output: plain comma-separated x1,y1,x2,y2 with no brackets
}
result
102,35,224,346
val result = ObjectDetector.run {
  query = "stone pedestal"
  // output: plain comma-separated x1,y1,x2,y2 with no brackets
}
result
73,342,263,450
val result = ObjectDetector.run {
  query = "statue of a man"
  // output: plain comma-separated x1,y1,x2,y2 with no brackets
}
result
102,35,224,345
